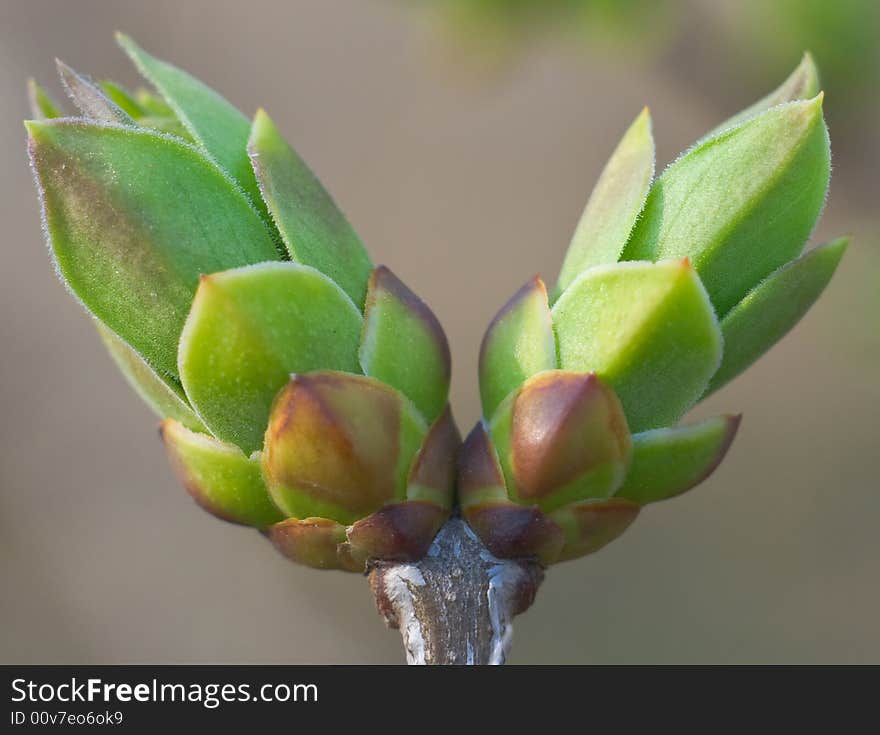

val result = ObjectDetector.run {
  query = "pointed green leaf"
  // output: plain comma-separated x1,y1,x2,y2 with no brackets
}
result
478,276,557,419
137,116,193,141
615,415,740,504
178,263,363,454
26,119,279,381
622,97,830,316
27,79,62,119
109,83,192,140
161,419,284,527
555,108,654,297
549,498,640,563
247,109,372,306
134,87,174,117
56,59,134,125
706,237,848,395
359,266,450,423
99,80,147,118
705,53,821,139
552,259,722,432
97,323,206,432
116,33,267,220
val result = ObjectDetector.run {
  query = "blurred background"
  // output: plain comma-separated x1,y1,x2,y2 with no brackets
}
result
1,0,877,663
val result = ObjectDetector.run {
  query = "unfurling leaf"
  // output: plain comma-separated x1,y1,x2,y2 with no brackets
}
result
134,87,174,117
27,79,62,119
555,107,654,296
615,415,741,504
115,33,267,219
98,80,147,118
160,419,284,527
623,97,830,316
548,499,640,562
97,324,206,433
478,276,557,420
705,53,821,139
56,59,134,125
552,259,722,432
26,120,279,381
706,237,848,395
178,263,363,454
360,267,450,423
247,109,372,307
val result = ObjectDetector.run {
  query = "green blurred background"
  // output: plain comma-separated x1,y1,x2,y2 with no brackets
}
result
1,0,877,663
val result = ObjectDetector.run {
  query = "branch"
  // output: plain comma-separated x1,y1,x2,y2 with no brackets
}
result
368,516,543,665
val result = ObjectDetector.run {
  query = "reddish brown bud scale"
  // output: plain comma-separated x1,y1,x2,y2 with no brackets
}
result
508,371,632,506
345,501,450,567
464,502,565,566
406,405,460,508
262,372,421,524
457,422,508,508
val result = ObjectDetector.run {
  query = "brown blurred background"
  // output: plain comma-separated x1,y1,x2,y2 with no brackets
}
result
1,0,877,663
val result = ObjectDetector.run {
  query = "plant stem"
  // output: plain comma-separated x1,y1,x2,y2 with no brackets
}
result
368,516,543,665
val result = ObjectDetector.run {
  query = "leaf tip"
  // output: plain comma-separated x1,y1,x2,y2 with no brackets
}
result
824,235,850,258
54,57,71,76
704,413,742,482
158,418,172,442
796,51,821,95
114,30,135,50
796,91,825,119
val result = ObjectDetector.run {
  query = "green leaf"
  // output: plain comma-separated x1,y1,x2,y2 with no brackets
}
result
705,237,848,395
134,87,174,117
622,97,830,316
178,262,363,454
478,276,557,419
359,266,450,423
134,115,195,141
27,79,62,119
97,323,206,432
548,498,640,563
26,119,279,381
247,109,372,307
115,33,267,222
99,81,147,118
160,419,284,527
56,59,134,125
705,53,821,140
615,415,740,504
554,107,654,297
552,259,722,432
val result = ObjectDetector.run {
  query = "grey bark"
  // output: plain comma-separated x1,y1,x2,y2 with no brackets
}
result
368,516,543,665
